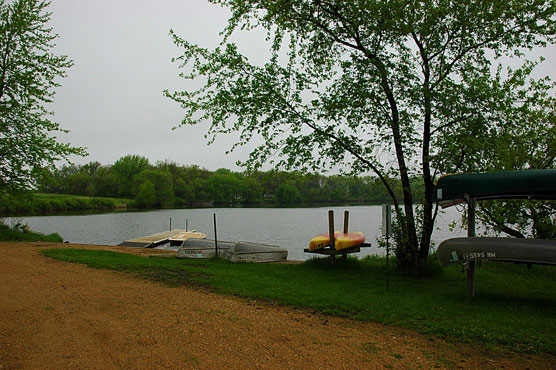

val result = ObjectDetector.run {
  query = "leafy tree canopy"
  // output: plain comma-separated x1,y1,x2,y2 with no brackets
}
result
438,60,556,240
166,0,556,270
111,154,149,197
0,0,86,191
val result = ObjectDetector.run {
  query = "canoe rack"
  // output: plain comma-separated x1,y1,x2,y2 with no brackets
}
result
434,169,556,300
304,210,371,266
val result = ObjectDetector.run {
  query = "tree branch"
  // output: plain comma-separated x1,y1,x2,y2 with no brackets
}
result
433,20,537,87
282,98,402,211
431,113,474,135
482,206,526,238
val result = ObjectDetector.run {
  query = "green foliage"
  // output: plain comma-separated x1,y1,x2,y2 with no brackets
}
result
135,180,156,207
35,155,415,211
0,0,86,191
111,155,150,197
206,168,241,203
165,0,556,270
0,219,62,242
275,180,300,203
473,200,556,240
133,168,175,207
43,248,556,354
435,60,556,239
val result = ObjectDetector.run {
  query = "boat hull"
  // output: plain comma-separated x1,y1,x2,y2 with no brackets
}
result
225,241,288,263
437,237,556,267
176,238,234,259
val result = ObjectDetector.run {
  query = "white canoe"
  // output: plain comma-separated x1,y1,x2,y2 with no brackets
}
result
225,241,288,263
176,238,234,259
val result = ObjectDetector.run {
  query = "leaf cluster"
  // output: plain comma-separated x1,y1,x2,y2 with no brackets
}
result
0,0,86,191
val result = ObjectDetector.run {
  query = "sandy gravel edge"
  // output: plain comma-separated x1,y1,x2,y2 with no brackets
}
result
1,242,555,369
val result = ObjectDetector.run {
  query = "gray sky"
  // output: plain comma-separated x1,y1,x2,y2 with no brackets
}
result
47,0,556,171
48,0,264,170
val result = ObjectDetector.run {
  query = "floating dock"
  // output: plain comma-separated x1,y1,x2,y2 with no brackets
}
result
118,230,190,248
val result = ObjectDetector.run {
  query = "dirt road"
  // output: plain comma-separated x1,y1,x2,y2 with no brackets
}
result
0,242,554,369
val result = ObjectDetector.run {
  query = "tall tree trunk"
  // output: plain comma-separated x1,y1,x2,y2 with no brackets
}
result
414,33,434,272
391,119,419,270
362,53,419,269
419,66,434,271
418,185,435,270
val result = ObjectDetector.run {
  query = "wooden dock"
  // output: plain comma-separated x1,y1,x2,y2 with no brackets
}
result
118,230,189,248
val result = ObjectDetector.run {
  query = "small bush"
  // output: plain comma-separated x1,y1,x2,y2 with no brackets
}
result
0,220,63,242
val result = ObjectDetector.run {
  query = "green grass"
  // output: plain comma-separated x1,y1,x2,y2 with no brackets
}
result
0,221,63,242
42,248,556,354
0,192,133,216
35,193,131,207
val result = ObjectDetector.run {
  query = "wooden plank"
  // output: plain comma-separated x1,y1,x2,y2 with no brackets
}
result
167,231,206,246
343,211,349,260
328,210,336,266
303,242,371,255
303,246,361,256
467,195,476,300
328,210,336,251
118,230,187,248
303,243,372,255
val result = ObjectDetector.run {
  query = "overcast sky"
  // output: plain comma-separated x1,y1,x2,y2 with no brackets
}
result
47,0,556,171
48,0,263,171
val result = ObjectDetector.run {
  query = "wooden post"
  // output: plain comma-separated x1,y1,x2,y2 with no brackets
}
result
342,211,349,260
386,237,390,291
213,213,218,258
328,210,336,249
185,219,188,232
170,217,172,231
328,210,336,266
466,195,476,300
467,260,476,299
467,195,476,238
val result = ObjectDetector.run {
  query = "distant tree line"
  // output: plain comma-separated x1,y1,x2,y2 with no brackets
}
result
37,154,424,208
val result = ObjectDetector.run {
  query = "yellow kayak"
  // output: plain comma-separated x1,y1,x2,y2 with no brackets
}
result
309,231,365,251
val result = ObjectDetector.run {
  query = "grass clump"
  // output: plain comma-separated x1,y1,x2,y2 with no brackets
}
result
42,248,556,354
0,191,131,216
0,220,63,242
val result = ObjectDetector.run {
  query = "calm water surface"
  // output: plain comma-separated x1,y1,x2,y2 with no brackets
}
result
7,205,467,261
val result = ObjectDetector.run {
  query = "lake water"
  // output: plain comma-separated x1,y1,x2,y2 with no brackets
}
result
5,205,467,261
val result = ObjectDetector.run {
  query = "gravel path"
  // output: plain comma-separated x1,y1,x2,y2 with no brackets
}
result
1,242,554,369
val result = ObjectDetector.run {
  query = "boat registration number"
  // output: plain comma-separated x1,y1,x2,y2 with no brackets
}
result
463,252,496,260
183,250,203,258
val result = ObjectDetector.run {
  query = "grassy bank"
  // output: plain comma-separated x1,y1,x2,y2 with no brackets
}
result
0,192,132,216
0,222,63,242
42,248,556,354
